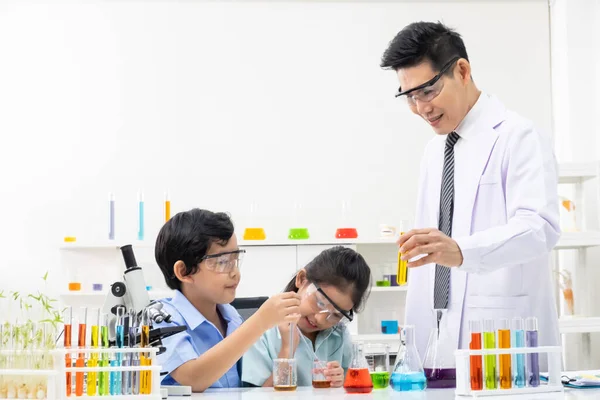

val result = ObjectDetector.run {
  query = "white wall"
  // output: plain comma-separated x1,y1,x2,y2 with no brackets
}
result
0,1,553,300
551,0,600,369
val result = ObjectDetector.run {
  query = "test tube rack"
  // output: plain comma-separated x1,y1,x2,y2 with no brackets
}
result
0,347,161,400
455,345,563,397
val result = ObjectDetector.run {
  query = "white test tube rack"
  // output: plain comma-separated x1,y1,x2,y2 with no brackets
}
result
455,345,563,397
0,347,162,400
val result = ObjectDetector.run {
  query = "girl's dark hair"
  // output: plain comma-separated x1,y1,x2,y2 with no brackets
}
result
155,208,234,291
283,246,372,312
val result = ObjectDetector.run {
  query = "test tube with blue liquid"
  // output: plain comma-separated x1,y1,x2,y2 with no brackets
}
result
111,307,125,394
122,309,135,394
129,310,140,395
138,192,144,241
512,317,526,388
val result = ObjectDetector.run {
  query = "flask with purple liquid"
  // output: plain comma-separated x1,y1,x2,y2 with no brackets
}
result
525,317,540,387
423,310,456,388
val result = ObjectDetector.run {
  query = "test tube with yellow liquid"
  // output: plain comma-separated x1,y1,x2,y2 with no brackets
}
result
140,310,152,394
87,308,100,396
164,192,171,223
397,232,408,285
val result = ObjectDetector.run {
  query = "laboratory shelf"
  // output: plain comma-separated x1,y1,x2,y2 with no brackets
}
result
59,238,398,250
558,162,598,184
555,231,600,249
370,286,408,292
60,290,174,302
559,317,600,333
351,333,400,343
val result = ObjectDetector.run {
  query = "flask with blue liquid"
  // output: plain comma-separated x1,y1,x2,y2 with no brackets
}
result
390,325,427,391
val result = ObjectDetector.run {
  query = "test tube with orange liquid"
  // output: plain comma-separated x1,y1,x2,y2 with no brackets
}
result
469,320,482,391
63,307,73,397
498,319,512,389
76,307,87,396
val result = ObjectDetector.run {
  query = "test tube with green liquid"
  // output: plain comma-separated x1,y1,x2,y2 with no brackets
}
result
483,319,497,390
98,313,110,395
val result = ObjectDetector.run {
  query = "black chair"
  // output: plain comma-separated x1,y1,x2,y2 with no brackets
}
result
230,296,269,321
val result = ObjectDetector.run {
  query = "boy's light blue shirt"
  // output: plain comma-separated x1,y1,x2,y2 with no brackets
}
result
242,325,352,387
154,290,244,388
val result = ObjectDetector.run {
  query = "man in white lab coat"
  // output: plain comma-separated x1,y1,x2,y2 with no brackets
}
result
380,21,561,371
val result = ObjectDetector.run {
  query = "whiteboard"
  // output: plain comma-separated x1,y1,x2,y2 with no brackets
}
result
0,1,551,289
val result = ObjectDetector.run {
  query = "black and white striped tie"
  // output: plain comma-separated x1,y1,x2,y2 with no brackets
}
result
433,131,460,313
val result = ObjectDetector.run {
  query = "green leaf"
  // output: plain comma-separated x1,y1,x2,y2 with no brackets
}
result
42,271,49,281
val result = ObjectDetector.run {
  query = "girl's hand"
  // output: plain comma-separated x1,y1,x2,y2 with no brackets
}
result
324,361,344,388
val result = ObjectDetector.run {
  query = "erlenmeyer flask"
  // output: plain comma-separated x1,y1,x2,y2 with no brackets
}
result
288,202,309,240
243,201,266,240
364,343,390,389
390,325,426,391
335,200,358,239
343,343,373,393
423,310,457,388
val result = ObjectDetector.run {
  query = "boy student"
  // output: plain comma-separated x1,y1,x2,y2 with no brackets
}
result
153,208,301,392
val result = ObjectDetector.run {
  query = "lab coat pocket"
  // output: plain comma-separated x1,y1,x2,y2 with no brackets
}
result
473,180,506,232
466,295,530,322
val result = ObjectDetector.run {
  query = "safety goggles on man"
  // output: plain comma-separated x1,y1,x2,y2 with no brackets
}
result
395,56,460,106
199,249,246,274
304,283,354,324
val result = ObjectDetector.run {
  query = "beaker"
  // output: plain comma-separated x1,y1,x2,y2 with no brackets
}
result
243,202,266,240
365,343,390,389
273,358,297,391
423,310,456,388
288,202,310,240
312,360,330,388
343,343,373,393
390,325,426,391
335,200,358,239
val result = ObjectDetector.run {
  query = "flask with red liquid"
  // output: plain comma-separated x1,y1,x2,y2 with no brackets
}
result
335,201,358,239
343,343,373,394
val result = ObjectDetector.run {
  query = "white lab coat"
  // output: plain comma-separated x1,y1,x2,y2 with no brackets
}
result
405,93,561,366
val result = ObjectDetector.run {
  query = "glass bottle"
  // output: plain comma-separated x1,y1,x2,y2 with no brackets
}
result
343,342,373,393
390,325,426,391
423,310,457,388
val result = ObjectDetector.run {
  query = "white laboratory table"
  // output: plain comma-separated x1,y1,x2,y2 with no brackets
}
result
194,387,600,399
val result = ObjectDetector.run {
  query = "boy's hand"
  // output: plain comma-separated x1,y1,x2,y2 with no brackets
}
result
324,361,344,388
277,322,300,358
256,291,301,330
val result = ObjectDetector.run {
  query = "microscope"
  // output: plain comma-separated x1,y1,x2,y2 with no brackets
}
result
102,244,185,352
